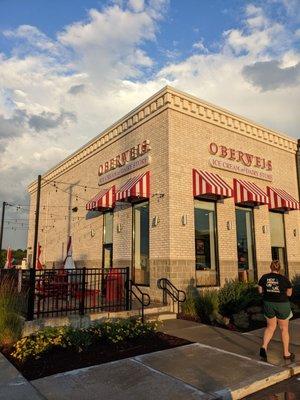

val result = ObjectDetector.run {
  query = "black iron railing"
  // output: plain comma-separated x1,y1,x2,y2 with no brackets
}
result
157,278,186,313
129,280,150,323
0,267,130,320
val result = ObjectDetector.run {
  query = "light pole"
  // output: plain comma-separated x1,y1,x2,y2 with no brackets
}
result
28,174,41,320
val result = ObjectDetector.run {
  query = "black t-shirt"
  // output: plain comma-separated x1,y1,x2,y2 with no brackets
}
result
258,273,292,303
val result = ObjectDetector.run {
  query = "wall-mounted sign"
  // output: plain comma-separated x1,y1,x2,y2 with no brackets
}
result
209,143,273,182
98,140,151,186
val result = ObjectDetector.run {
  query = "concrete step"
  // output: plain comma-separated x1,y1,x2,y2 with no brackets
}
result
146,312,177,322
143,305,171,315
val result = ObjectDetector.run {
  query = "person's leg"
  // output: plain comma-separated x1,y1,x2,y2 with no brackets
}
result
278,318,290,357
262,317,277,350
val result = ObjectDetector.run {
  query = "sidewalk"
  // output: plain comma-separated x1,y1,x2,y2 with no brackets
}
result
30,319,300,400
162,319,300,368
0,352,44,400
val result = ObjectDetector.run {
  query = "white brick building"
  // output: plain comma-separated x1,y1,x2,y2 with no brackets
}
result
27,86,300,301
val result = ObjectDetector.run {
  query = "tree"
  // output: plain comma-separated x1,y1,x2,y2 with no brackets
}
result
0,249,27,267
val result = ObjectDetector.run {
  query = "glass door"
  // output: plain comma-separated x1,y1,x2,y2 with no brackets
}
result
103,244,113,269
132,201,150,285
194,200,219,287
102,211,113,269
271,247,286,272
269,212,288,276
235,207,257,282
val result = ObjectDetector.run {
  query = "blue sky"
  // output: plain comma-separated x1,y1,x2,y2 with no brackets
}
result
1,0,298,71
0,0,299,249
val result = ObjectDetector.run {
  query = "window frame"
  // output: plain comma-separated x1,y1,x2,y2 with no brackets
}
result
103,211,114,245
194,198,220,288
269,210,289,277
132,199,150,287
235,205,258,282
102,211,114,270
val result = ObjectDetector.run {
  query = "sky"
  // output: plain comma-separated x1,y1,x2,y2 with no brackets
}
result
0,0,299,250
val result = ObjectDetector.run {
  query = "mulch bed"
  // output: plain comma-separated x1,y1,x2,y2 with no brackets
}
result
2,332,191,381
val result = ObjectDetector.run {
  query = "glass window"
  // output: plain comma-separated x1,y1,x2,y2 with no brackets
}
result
194,200,218,286
133,201,149,285
236,207,256,282
270,212,285,247
103,212,113,244
269,212,288,275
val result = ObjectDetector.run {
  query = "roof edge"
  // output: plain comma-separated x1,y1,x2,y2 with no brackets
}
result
28,85,298,193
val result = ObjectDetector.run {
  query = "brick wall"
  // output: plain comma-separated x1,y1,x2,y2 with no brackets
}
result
27,87,300,303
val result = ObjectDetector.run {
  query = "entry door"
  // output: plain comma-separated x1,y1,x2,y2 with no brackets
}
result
103,244,113,269
271,247,288,276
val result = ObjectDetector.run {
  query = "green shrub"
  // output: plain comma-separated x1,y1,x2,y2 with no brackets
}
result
181,287,219,324
291,275,300,304
218,280,261,317
181,286,200,319
11,318,158,363
196,289,219,324
0,274,24,347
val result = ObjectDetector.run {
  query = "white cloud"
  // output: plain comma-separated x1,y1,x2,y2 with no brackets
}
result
192,39,209,53
128,0,145,12
157,4,300,136
0,0,299,248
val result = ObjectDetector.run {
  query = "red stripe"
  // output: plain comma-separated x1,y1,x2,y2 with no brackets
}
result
116,171,151,201
86,186,115,210
267,186,299,210
193,169,233,198
233,179,268,205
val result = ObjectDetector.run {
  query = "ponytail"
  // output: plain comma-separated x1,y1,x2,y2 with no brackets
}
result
270,260,281,272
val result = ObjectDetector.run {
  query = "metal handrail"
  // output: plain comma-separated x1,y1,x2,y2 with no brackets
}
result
129,280,150,323
157,278,186,313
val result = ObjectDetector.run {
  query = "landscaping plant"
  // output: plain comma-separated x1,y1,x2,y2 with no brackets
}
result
196,289,219,324
218,280,261,317
181,285,200,319
182,286,219,324
180,279,264,330
0,274,24,347
11,318,158,363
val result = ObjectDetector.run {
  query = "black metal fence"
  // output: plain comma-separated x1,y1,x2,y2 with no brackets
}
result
0,267,130,320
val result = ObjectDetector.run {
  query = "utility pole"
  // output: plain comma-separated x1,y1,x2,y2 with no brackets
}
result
0,202,6,267
28,174,41,320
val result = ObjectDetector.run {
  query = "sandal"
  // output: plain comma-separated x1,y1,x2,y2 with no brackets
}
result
260,347,267,361
283,353,295,362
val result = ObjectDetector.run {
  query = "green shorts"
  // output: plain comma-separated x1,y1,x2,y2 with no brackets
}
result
263,301,293,320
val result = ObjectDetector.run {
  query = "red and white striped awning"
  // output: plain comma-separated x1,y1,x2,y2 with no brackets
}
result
86,186,116,210
233,179,268,205
267,186,300,211
116,171,150,202
193,169,233,199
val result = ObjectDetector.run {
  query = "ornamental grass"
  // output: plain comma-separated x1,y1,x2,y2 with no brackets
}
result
0,274,24,347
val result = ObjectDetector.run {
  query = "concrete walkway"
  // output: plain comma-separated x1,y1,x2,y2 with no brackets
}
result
30,319,300,400
162,319,300,368
0,352,44,400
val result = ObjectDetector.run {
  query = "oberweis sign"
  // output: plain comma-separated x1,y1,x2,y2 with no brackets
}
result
209,142,273,182
98,140,151,185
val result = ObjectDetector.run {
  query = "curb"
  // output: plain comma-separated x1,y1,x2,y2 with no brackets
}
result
229,368,292,400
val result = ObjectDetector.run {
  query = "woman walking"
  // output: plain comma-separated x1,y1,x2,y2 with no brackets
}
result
258,260,295,362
